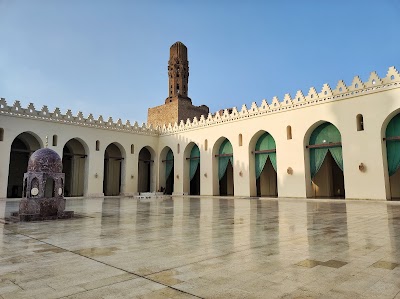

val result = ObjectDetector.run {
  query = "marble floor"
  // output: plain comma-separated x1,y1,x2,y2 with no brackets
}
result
1,197,400,299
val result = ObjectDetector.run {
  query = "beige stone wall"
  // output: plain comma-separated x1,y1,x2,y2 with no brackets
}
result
147,101,179,128
147,99,209,128
178,100,209,124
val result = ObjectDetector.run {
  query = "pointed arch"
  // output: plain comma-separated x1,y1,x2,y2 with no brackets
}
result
7,132,42,198
383,111,400,199
212,137,234,196
183,142,200,195
138,146,156,193
62,138,89,197
305,122,345,198
249,131,277,197
103,142,125,196
159,146,174,195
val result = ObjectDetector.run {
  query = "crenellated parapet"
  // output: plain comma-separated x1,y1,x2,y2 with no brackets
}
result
2,67,399,137
159,66,400,135
0,99,158,136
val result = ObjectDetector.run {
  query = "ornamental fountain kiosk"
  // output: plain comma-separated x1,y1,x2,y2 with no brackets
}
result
11,148,74,221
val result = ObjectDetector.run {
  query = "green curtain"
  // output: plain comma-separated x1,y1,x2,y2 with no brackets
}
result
329,147,343,171
386,114,400,176
309,123,343,178
310,148,329,178
255,132,277,178
218,139,233,180
165,149,174,179
269,152,277,172
189,145,200,180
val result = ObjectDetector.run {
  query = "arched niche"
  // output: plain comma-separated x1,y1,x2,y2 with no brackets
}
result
159,146,174,195
62,138,88,197
103,142,125,196
7,132,42,198
305,122,345,198
137,146,156,193
249,130,277,197
183,142,200,195
383,112,400,199
212,137,234,196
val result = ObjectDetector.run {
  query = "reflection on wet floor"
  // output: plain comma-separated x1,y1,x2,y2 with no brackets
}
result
1,197,400,298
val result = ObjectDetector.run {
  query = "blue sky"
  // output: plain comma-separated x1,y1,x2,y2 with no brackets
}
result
0,0,399,124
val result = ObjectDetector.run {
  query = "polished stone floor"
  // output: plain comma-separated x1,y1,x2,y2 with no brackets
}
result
1,197,400,299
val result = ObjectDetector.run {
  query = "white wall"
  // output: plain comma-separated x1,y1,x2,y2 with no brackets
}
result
0,115,158,198
158,86,400,200
1,77,400,200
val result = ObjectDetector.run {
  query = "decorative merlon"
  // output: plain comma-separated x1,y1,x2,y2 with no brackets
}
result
0,99,157,136
159,66,400,135
1,66,399,136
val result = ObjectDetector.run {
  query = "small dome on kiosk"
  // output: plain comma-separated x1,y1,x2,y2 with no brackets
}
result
27,148,62,173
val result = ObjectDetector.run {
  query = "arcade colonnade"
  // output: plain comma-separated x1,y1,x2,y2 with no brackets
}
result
158,87,400,201
1,83,400,200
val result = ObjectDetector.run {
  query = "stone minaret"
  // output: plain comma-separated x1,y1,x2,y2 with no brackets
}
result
148,42,209,128
166,41,191,103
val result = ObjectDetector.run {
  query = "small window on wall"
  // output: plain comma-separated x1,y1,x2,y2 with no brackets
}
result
205,139,208,151
239,134,243,146
52,135,58,146
0,128,3,141
287,125,292,140
177,144,180,154
96,140,100,151
131,144,134,154
357,114,364,131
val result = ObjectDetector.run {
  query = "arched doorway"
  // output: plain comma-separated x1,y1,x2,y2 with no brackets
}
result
217,139,234,196
44,178,55,198
188,144,200,195
254,132,277,197
307,122,345,198
164,149,174,195
103,143,123,196
7,132,41,198
385,113,400,199
62,138,87,197
138,147,153,193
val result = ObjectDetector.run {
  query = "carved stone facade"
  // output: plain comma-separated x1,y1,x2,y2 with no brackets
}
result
147,42,209,128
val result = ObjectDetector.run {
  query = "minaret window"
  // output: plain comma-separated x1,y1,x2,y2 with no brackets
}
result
177,84,180,94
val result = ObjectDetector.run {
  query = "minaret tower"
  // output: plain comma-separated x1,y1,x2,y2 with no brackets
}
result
148,42,209,128
166,41,191,103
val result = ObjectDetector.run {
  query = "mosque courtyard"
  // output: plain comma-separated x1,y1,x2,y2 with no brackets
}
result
1,196,400,299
